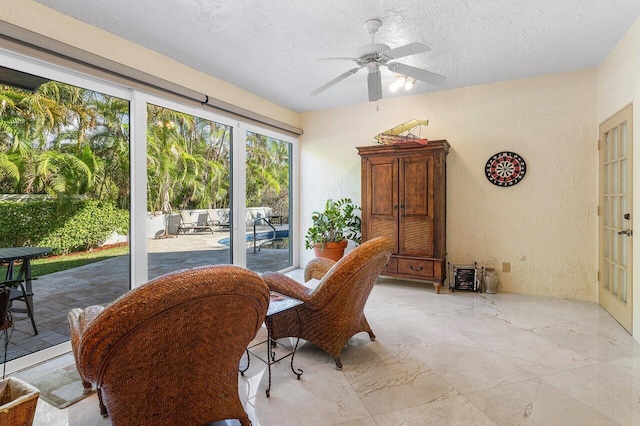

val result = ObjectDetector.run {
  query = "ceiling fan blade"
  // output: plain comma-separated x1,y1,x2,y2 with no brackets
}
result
367,70,382,102
387,62,446,86
381,42,431,60
310,67,361,96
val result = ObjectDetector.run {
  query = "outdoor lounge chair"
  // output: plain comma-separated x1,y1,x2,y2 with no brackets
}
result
215,208,230,228
67,265,269,425
261,236,393,369
206,209,222,227
176,210,215,234
206,208,231,228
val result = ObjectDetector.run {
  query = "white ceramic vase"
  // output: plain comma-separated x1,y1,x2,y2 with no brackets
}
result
483,268,499,294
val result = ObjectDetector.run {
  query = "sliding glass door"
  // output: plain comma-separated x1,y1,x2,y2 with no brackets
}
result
145,101,233,279
245,131,293,272
0,52,132,365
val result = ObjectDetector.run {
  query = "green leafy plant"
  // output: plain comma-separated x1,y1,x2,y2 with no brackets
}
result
0,200,129,255
305,198,361,250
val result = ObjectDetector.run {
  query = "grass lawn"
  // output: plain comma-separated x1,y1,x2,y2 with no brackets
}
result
30,244,129,277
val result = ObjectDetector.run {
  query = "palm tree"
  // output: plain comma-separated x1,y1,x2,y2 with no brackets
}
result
246,131,290,210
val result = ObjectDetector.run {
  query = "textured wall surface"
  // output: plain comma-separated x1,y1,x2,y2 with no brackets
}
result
300,69,598,301
596,17,640,338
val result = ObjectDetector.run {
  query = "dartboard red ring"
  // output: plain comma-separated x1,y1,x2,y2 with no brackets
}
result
485,151,526,186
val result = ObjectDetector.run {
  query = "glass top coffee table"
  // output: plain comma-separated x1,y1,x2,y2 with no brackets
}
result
239,291,303,397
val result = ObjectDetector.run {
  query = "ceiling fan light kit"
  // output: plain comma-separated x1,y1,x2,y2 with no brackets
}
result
311,18,446,102
389,75,416,92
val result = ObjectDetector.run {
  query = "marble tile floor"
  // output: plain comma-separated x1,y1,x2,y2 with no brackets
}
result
27,272,640,425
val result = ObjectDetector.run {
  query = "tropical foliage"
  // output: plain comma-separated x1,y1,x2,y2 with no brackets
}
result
0,81,130,207
305,198,361,249
0,80,291,220
0,200,129,254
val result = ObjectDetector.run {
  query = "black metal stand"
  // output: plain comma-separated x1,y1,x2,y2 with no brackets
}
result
239,311,303,397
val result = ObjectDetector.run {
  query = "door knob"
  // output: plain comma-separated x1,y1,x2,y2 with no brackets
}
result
618,229,633,236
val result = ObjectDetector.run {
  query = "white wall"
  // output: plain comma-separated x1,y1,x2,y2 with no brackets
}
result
300,69,598,301
596,16,640,339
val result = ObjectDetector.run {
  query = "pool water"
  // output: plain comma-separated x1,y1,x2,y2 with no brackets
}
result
218,229,289,247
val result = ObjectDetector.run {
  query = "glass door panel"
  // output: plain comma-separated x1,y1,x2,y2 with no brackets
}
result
0,69,130,361
245,131,292,272
146,104,231,279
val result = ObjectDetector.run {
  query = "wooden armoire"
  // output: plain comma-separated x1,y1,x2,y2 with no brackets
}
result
357,140,449,293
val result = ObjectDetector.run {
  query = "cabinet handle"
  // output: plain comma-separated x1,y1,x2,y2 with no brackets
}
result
400,204,405,209
409,265,424,271
394,205,398,210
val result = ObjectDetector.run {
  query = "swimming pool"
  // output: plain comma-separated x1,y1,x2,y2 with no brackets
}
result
218,229,289,246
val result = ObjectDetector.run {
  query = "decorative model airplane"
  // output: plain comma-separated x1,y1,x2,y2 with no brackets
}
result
375,119,429,145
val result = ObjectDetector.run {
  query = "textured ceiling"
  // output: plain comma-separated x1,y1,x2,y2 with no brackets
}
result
34,0,640,112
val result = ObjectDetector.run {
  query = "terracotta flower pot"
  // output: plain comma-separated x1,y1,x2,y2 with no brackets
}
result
313,240,348,261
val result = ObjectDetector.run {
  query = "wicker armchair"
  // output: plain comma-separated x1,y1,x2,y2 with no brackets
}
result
67,265,269,426
262,236,392,369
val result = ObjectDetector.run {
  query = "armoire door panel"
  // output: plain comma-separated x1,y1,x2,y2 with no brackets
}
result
368,218,398,253
371,161,397,217
401,159,431,216
400,156,434,256
400,218,433,255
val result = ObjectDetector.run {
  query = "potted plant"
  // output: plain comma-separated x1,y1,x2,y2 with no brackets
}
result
305,198,362,261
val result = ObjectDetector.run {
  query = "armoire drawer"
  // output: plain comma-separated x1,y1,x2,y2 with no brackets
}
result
397,258,434,278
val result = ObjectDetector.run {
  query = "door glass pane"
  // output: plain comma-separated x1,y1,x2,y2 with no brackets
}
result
621,269,627,303
613,267,618,296
612,127,619,159
608,162,613,193
612,162,619,193
605,132,611,162
604,261,609,290
146,104,231,279
621,123,627,156
606,196,611,227
245,131,292,272
0,73,130,361
621,159,627,193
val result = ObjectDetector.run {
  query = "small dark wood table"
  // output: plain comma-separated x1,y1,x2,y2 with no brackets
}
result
0,247,52,335
240,292,303,397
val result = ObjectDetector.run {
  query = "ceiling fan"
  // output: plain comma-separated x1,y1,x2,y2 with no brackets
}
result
311,18,446,102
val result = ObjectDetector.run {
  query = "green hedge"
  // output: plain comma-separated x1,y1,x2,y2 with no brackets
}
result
0,200,129,255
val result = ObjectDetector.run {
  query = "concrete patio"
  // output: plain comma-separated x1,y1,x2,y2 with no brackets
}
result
3,227,291,362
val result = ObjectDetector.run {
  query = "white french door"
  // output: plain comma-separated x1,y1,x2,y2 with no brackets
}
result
599,103,633,332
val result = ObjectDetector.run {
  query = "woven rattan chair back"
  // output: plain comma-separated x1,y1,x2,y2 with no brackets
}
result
75,265,269,426
265,237,393,369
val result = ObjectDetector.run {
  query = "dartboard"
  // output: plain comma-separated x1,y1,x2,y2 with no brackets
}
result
485,151,526,186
